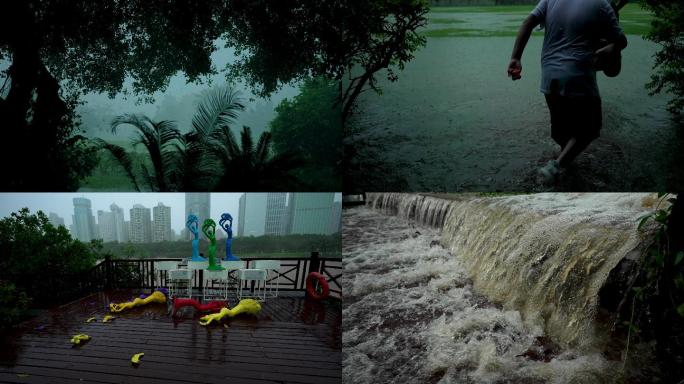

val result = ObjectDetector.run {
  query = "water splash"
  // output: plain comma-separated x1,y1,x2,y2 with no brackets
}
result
345,193,660,383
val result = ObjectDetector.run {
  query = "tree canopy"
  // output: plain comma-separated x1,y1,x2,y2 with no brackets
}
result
643,0,684,114
223,0,430,122
0,0,427,189
0,208,102,306
270,78,342,190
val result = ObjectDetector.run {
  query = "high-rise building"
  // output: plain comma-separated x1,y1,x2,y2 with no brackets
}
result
237,193,267,237
124,221,131,242
129,204,152,243
288,193,337,235
185,193,211,239
152,203,172,242
72,198,96,242
110,203,127,243
265,193,289,236
97,210,116,242
48,212,65,228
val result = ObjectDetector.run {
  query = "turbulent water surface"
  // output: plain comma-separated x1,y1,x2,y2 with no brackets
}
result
342,194,660,383
346,11,683,192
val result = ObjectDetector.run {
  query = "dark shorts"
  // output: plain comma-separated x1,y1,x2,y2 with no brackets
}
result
544,94,602,147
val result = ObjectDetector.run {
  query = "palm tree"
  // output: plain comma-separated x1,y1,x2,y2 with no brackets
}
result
97,85,302,191
208,125,303,190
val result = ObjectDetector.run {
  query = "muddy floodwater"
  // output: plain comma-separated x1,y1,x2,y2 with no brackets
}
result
342,197,661,384
346,7,683,192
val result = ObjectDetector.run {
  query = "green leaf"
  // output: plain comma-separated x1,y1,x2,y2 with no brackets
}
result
677,303,684,317
654,210,668,224
675,251,684,266
637,214,651,230
674,274,684,290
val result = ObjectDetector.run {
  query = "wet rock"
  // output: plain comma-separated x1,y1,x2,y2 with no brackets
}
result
516,336,561,362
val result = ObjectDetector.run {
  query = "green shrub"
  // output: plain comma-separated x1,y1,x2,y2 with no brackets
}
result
0,208,102,306
0,281,30,328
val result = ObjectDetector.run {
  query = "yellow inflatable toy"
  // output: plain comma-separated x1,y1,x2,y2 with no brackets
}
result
86,317,96,323
109,289,167,313
131,352,145,364
70,334,91,345
199,299,262,326
103,315,115,323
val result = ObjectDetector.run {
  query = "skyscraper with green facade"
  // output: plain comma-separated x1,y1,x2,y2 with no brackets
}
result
288,193,338,235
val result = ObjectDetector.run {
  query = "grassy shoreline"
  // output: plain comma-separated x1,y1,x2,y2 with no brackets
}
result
424,3,652,37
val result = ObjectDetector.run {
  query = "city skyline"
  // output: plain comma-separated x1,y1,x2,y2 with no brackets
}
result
238,193,341,237
0,193,341,237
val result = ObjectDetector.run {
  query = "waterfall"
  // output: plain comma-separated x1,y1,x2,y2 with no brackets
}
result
366,192,457,228
366,192,657,349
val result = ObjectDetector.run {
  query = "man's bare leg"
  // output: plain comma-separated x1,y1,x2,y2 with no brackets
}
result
556,137,592,167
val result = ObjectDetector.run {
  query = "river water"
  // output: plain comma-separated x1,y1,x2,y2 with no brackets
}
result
346,10,683,192
342,193,662,383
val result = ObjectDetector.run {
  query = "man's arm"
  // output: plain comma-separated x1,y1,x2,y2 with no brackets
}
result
508,14,540,80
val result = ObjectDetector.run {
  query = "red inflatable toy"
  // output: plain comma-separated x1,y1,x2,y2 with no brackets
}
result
172,298,225,316
306,272,330,301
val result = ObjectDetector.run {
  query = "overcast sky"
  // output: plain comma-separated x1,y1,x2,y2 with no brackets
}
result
0,193,341,234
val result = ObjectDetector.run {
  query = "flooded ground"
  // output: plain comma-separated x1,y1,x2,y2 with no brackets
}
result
342,207,621,383
345,5,684,192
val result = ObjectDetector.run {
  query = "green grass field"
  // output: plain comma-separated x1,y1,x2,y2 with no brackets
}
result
425,3,652,37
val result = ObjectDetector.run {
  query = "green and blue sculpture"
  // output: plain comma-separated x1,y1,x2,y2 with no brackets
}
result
219,213,240,261
186,214,205,261
202,219,224,270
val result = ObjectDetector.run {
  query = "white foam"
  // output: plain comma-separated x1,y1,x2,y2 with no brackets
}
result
343,206,625,384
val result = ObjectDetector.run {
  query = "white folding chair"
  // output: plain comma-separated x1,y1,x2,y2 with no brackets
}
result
155,261,179,281
168,269,192,298
253,260,281,298
188,261,209,298
222,261,246,300
203,269,229,301
238,268,267,302
155,261,179,292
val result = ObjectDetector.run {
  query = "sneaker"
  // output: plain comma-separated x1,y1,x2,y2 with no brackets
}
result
538,160,561,183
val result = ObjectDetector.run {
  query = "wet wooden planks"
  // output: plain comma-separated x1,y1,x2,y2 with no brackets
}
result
0,292,341,384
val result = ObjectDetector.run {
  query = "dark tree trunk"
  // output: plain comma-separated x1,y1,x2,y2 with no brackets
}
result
1,1,73,189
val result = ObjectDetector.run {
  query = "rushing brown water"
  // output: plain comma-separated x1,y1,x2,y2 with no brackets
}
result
344,193,660,383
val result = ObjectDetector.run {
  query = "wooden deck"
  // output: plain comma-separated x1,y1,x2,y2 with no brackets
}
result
0,291,341,384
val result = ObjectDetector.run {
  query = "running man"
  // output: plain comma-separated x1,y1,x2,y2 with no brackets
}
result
508,0,627,182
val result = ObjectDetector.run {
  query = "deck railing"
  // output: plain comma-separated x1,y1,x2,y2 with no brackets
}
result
80,252,342,299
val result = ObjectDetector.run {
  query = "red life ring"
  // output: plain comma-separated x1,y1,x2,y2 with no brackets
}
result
306,272,330,300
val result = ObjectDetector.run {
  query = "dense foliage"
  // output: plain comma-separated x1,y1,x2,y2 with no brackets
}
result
0,281,30,329
619,194,684,381
101,233,342,260
0,1,427,189
643,0,684,114
0,1,233,190
99,87,303,191
0,209,103,313
271,78,342,190
224,0,429,122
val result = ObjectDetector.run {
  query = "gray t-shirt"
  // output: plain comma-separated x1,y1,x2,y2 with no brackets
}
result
531,0,623,97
